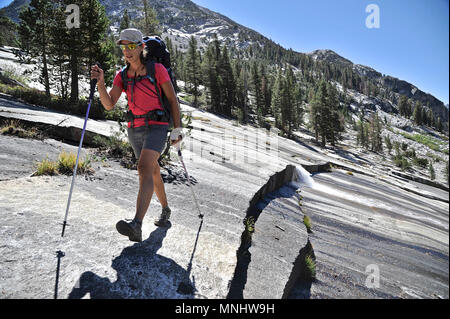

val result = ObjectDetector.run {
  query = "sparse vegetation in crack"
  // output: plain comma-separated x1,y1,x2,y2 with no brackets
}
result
244,216,255,235
228,164,315,298
32,151,94,176
0,119,40,139
226,211,259,299
35,157,58,176
297,189,313,234
303,215,313,234
283,239,317,299
304,253,317,281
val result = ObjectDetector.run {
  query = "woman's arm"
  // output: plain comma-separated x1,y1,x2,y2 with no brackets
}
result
161,80,183,146
91,65,121,111
161,80,181,128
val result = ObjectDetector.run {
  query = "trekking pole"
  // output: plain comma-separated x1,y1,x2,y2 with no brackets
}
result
61,63,100,237
174,142,203,219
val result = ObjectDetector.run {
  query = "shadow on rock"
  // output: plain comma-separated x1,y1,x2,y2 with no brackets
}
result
227,184,299,299
68,224,195,299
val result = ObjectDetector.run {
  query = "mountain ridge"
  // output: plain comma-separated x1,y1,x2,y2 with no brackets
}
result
306,49,447,121
0,0,448,122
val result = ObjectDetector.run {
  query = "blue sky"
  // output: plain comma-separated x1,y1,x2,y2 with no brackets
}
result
1,0,448,104
192,0,449,105
0,0,10,7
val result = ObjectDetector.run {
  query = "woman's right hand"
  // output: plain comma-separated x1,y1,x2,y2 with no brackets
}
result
90,64,104,86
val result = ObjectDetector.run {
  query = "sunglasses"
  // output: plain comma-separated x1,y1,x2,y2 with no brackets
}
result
119,43,142,51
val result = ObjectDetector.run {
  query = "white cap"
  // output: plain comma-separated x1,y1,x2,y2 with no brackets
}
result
116,28,143,44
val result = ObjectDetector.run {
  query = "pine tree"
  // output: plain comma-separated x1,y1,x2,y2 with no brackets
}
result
363,122,370,149
326,82,344,146
398,95,408,117
357,113,367,148
271,69,283,129
83,0,113,82
446,161,449,185
138,0,160,35
309,79,328,146
413,101,422,125
437,117,443,132
384,135,393,154
219,45,235,117
18,0,53,96
236,62,249,124
369,112,383,152
427,108,434,127
201,38,221,113
429,162,436,180
421,106,428,127
120,9,130,31
185,36,201,107
48,2,71,99
0,16,18,47
406,99,413,118
251,61,263,116
293,82,304,128
281,66,296,133
260,64,271,116
65,0,113,102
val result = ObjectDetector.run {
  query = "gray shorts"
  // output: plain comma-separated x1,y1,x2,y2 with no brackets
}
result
127,124,169,160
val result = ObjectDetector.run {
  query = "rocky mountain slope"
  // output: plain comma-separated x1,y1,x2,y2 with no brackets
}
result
1,91,448,299
1,0,448,123
0,0,448,299
308,49,448,123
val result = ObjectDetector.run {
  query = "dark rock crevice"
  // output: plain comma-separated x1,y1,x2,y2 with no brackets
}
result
227,164,316,299
0,116,101,146
283,239,316,299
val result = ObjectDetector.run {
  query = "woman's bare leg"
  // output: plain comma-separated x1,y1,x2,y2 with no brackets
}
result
134,149,160,222
152,163,169,208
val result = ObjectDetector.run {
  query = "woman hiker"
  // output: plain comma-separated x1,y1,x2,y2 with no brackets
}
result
91,28,182,242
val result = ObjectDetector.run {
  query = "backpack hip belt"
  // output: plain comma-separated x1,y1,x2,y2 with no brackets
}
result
127,109,169,128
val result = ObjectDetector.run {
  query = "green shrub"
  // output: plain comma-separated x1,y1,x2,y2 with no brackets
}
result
446,161,449,184
104,105,126,122
401,142,408,152
305,255,316,280
76,97,105,120
93,132,134,159
426,152,443,163
0,119,38,138
303,215,312,233
399,131,446,153
393,141,401,156
0,63,28,84
429,163,436,180
57,151,93,175
384,135,392,154
404,149,416,158
393,154,410,170
412,157,428,168
35,158,58,176
244,216,255,233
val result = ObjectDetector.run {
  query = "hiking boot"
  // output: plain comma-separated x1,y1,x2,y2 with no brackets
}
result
154,207,171,227
116,219,142,242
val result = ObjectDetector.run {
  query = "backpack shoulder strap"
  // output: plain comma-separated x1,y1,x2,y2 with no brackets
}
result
146,60,166,112
120,66,129,91
146,60,156,85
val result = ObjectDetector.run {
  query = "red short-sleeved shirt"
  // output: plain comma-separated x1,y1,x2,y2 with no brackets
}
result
113,63,171,128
